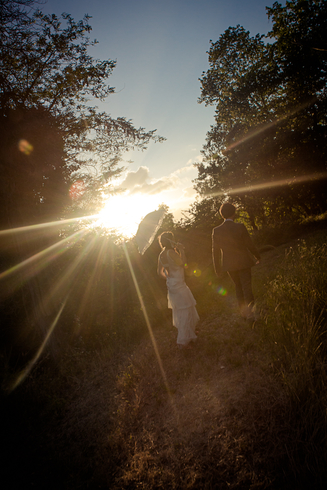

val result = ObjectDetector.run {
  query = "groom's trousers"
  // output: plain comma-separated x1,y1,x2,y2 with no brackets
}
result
228,268,254,316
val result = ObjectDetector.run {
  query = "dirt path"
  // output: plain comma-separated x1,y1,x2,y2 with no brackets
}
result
54,233,327,488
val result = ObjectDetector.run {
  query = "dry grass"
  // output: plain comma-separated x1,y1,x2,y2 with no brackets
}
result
109,313,290,489
2,223,327,489
47,302,290,489
52,229,327,489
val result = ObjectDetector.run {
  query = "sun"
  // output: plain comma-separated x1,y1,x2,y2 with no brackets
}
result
97,192,163,238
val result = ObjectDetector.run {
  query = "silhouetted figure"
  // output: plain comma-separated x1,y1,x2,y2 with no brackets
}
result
212,202,261,320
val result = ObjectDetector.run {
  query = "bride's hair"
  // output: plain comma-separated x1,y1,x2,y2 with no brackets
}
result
158,231,174,249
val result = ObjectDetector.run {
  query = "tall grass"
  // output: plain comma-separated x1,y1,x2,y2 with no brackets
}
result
258,232,327,487
1,222,327,489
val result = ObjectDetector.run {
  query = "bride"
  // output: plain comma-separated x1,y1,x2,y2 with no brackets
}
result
157,231,199,349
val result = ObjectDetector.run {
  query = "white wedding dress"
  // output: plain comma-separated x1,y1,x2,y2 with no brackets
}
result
161,251,199,346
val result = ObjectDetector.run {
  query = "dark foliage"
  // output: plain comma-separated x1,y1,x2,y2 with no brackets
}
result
195,0,327,228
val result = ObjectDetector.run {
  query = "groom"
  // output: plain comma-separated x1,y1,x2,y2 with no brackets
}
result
212,202,261,320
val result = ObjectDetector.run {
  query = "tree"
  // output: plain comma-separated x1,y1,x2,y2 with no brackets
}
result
0,107,69,227
195,0,327,227
197,25,282,225
0,0,163,224
266,0,327,213
267,0,327,105
0,0,164,363
0,0,35,26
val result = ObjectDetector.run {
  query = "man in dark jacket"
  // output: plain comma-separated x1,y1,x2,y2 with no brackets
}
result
212,202,261,320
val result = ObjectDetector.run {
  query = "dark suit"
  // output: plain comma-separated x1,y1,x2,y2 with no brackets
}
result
212,220,261,317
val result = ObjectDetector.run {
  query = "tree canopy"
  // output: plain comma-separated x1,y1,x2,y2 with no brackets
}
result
0,1,168,364
0,0,163,228
195,0,327,228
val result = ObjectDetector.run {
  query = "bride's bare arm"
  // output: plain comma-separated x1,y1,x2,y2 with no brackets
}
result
157,253,168,278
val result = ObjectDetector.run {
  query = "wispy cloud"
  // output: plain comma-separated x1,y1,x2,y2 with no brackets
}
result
181,186,197,199
119,162,199,196
187,155,203,165
120,166,149,189
130,177,175,195
119,165,179,195
112,163,199,218
170,163,198,177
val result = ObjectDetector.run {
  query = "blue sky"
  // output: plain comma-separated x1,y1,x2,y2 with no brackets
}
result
44,0,276,221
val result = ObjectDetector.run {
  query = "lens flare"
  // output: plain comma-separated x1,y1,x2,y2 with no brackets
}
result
217,286,227,296
225,97,318,153
97,192,163,238
9,299,68,392
18,139,33,155
122,243,172,394
193,269,202,277
208,171,327,200
69,180,86,200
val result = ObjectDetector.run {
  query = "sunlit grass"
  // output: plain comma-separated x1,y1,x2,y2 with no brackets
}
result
1,208,327,488
0,195,164,391
255,234,327,485
7,299,68,392
0,215,110,389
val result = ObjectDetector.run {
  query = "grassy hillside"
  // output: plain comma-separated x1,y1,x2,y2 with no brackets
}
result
1,220,327,489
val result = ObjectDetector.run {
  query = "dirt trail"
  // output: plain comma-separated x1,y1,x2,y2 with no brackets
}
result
100,254,288,488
